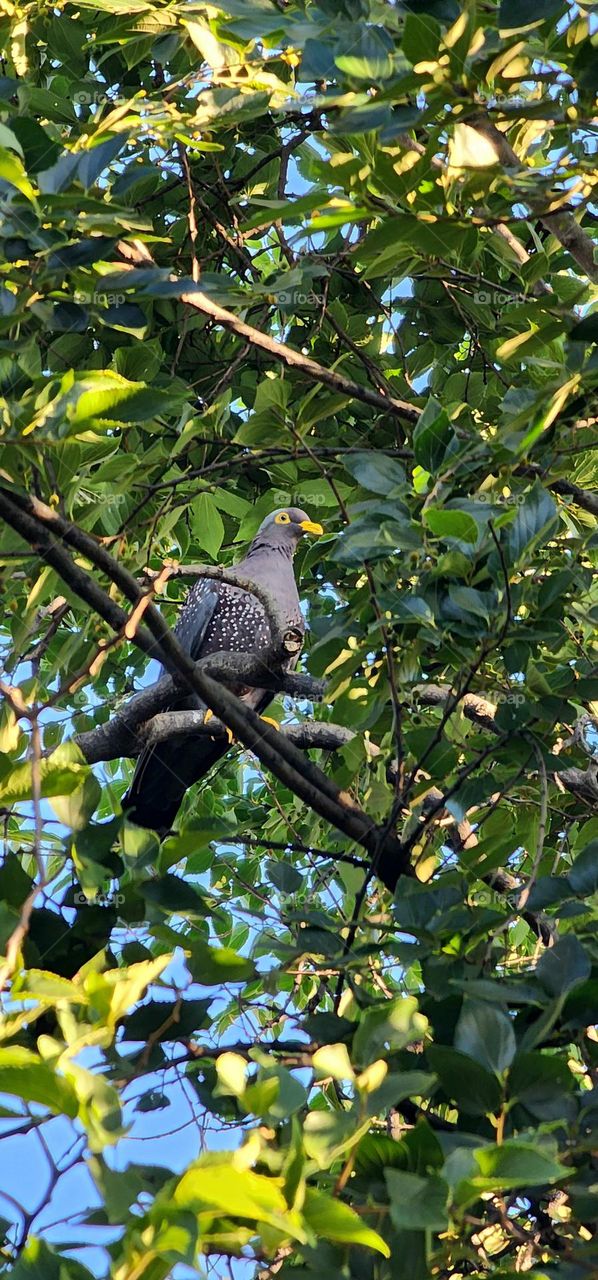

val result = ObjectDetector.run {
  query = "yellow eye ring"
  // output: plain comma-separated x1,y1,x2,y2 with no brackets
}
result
274,511,291,524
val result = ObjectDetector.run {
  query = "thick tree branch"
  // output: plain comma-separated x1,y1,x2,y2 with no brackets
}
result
140,714,353,753
414,683,501,732
73,668,333,765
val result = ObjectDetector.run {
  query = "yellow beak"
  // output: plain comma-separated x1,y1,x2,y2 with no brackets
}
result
300,519,324,536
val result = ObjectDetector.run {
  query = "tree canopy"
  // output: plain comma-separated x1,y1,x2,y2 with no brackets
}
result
0,0,597,1277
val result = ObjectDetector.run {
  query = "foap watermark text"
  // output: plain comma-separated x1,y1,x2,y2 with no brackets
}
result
74,888,125,907
271,490,327,509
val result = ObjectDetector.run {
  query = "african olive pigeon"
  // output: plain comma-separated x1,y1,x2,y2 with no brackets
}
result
123,507,323,832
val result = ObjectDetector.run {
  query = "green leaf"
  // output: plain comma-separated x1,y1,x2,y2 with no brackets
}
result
499,0,565,35
536,935,591,996
135,1088,170,1112
505,483,557,563
402,12,441,64
303,1188,390,1256
424,508,478,544
454,1000,516,1075
97,303,147,334
242,1075,279,1116
509,1052,574,1120
49,771,101,830
0,146,36,202
215,1051,248,1097
473,1140,567,1190
413,398,454,473
0,122,24,156
365,1069,437,1115
247,1059,307,1120
353,997,428,1067
174,1157,299,1233
93,955,172,1026
447,584,491,620
266,859,303,893
569,312,598,343
77,134,126,190
0,1047,78,1117
192,492,225,559
447,1139,567,1209
15,969,86,1004
69,374,175,425
304,1109,368,1167
9,1237,95,1279
385,1170,449,1230
123,997,210,1042
49,236,115,268
329,101,393,137
568,840,598,896
343,450,406,495
142,874,208,916
335,27,396,81
427,1046,502,1115
187,939,256,985
0,744,91,804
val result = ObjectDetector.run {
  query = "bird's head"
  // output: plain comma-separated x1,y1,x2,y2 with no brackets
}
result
251,507,324,553
260,507,323,538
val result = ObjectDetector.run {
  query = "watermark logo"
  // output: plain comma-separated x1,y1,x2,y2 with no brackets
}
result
469,689,526,707
274,288,325,309
271,490,327,509
74,888,125,907
74,90,127,107
92,291,127,307
490,690,525,706
476,492,526,507
69,291,126,307
473,289,514,306
77,488,127,507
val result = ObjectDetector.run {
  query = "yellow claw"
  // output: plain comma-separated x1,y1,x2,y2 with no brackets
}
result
204,708,234,744
260,716,280,730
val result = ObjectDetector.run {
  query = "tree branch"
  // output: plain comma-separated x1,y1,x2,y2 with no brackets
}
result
468,114,598,284
518,467,598,519
413,683,598,806
73,681,342,765
115,240,420,424
0,488,168,668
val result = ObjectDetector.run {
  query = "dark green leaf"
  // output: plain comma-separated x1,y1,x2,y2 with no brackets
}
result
568,841,598,896
427,1046,502,1115
454,1000,516,1075
536,935,591,996
413,398,454,473
385,1169,449,1230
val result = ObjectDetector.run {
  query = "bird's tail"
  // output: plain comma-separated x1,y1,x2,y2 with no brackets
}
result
122,731,230,834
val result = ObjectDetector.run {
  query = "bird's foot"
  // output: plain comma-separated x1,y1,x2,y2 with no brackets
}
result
259,716,280,730
204,709,234,744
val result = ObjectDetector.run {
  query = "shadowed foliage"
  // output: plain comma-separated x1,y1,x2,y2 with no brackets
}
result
0,1,597,1277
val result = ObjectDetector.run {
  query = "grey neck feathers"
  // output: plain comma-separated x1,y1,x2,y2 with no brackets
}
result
244,537,294,564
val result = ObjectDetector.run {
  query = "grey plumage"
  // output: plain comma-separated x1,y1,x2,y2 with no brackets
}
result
122,507,322,832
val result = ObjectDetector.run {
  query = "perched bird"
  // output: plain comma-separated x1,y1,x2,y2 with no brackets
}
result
123,507,323,833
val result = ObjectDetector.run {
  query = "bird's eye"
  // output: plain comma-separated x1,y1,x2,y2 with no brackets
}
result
275,512,291,525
